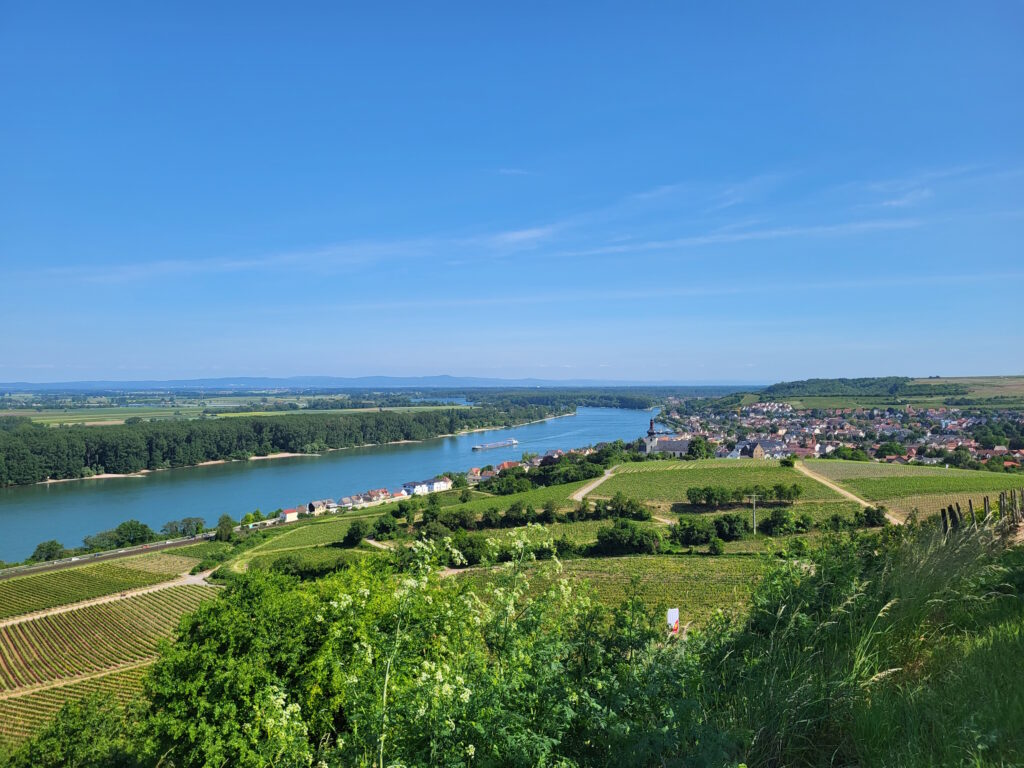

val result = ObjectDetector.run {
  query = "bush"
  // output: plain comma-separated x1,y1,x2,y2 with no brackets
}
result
593,519,663,555
856,505,888,527
671,517,714,546
759,508,795,536
712,513,748,542
419,521,452,540
372,516,399,539
341,520,369,547
707,537,725,556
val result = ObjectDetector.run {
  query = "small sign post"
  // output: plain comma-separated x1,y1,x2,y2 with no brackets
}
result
666,607,680,636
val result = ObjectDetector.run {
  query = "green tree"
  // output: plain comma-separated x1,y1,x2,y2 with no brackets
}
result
686,436,713,459
215,514,236,542
29,539,66,562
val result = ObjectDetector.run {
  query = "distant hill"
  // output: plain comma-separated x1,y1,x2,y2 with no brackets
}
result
0,375,761,393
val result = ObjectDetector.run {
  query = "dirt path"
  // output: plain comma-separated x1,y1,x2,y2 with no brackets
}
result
363,538,392,551
0,570,218,630
794,462,901,525
571,467,616,501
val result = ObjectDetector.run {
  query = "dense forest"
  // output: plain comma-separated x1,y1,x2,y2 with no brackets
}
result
0,406,556,487
5,519,1022,767
760,377,971,399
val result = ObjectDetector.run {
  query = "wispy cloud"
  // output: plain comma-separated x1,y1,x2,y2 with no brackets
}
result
497,167,532,176
557,218,921,259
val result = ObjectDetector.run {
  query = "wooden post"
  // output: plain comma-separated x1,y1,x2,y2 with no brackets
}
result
984,496,991,519
969,498,977,528
941,507,949,534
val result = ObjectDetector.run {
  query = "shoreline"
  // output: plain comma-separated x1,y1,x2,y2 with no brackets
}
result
30,411,579,487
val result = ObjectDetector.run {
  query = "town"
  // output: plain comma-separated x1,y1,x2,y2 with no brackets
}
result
654,401,1024,469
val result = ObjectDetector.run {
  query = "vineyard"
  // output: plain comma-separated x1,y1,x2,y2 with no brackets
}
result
802,458,958,481
0,665,147,744
883,492,1013,521
841,473,1023,501
596,460,841,502
0,585,214,692
0,554,200,620
459,554,762,620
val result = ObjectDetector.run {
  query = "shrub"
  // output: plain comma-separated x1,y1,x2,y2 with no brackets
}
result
707,537,725,556
593,519,663,555
759,508,795,536
713,513,748,542
341,520,369,547
672,517,714,546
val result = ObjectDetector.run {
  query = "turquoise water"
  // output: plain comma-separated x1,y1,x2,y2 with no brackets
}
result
0,407,654,562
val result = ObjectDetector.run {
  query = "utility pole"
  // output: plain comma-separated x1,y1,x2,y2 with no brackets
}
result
744,494,760,535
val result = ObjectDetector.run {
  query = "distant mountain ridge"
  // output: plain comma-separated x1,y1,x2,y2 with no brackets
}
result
0,375,764,392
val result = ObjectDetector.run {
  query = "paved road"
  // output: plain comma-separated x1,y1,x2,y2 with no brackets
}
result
794,461,901,525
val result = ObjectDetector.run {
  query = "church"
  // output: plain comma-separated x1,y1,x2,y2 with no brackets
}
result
640,419,692,458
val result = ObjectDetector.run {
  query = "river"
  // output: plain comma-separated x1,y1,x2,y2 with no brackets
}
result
0,407,655,562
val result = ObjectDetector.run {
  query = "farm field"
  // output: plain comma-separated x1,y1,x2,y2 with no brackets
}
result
0,665,147,744
458,554,762,621
595,460,841,503
678,500,862,527
840,473,1023,502
0,553,199,620
0,585,214,693
804,459,972,481
15,403,471,426
883,492,1016,522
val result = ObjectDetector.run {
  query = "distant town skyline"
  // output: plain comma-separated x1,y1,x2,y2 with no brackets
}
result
2,3,1022,381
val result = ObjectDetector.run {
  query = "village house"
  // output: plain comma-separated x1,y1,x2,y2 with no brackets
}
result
279,507,302,524
402,476,453,496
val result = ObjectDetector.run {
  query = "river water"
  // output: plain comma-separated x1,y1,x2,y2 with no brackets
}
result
0,407,654,562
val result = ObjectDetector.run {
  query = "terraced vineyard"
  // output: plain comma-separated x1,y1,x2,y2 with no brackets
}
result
596,460,841,502
0,665,147,743
0,554,199,620
0,585,213,692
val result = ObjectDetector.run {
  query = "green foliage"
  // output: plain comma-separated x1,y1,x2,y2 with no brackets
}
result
707,536,725,556
686,435,713,459
215,514,236,542
2,693,137,768
28,540,66,563
593,518,663,555
0,406,558,487
342,520,369,547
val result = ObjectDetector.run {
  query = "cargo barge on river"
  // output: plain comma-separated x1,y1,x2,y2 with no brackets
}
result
472,438,519,451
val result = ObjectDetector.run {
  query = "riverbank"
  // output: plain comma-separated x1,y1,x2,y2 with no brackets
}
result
2,407,655,563
30,412,578,487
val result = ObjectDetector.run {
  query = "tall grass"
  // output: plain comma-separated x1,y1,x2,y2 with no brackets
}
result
694,517,1024,767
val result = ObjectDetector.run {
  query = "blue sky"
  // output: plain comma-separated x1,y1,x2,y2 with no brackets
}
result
1,2,1022,383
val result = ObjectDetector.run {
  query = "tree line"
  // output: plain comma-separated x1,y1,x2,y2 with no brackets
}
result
684,482,804,507
0,405,556,487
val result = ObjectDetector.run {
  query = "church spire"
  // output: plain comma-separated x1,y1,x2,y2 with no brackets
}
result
647,418,656,437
